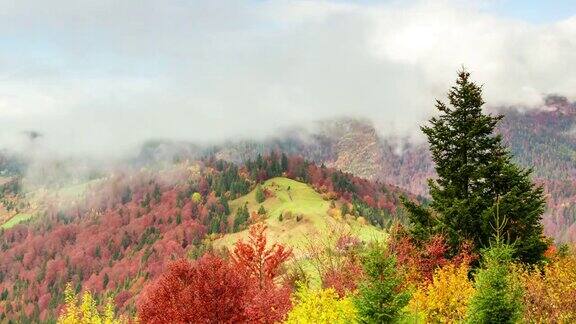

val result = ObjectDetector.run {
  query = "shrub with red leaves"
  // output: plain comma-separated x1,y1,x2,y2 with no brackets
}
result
137,255,249,324
322,260,363,297
138,223,294,324
389,226,476,283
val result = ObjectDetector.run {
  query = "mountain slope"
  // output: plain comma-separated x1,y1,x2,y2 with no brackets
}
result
201,97,576,241
215,177,385,254
0,155,407,322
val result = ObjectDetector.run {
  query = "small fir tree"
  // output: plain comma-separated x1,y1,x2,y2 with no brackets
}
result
354,243,410,323
255,184,266,203
466,243,523,324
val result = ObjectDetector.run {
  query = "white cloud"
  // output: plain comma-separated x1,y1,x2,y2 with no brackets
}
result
0,0,575,158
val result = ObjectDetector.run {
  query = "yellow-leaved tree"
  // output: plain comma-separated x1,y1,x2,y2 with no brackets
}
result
408,263,475,323
284,286,357,324
58,283,125,324
519,251,576,323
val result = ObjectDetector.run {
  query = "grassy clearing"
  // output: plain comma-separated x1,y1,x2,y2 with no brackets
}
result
1,213,34,229
55,179,100,200
0,178,102,229
214,177,386,254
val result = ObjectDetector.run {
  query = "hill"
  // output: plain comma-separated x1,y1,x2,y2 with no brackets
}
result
214,177,385,254
0,156,407,322
188,96,576,242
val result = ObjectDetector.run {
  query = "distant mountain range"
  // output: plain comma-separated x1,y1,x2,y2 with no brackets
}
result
151,95,574,241
2,96,575,241
1,95,575,322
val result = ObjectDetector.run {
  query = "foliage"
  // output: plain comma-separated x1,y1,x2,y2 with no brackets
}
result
139,223,293,323
403,69,548,263
209,161,250,198
58,282,124,324
255,184,266,203
233,203,250,232
389,225,475,284
321,260,363,298
466,243,523,324
232,223,292,288
191,192,202,204
352,198,391,228
305,230,364,297
285,286,358,324
518,248,576,323
137,255,249,323
331,171,356,194
409,263,475,323
0,153,429,321
354,243,410,323
497,97,576,242
232,223,293,323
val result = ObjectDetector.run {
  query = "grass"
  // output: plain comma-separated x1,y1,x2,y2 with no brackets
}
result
214,177,386,254
55,179,99,200
1,213,34,229
0,178,102,229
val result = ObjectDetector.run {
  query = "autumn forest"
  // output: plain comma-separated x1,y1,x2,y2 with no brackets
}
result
0,70,574,324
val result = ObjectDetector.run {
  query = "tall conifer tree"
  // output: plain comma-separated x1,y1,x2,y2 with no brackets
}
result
403,69,548,263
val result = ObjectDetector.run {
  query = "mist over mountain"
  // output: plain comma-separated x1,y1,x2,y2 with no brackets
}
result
74,95,572,241
2,0,576,157
2,1,576,323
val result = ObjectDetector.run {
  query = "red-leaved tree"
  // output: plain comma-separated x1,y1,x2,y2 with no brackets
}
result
138,223,294,324
232,223,292,289
389,225,476,283
137,255,249,323
232,223,293,323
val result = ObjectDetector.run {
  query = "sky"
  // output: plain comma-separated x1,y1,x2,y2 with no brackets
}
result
1,0,576,158
487,0,576,23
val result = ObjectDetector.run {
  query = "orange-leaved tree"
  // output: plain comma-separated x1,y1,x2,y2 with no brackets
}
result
232,222,292,289
519,247,576,323
232,222,293,323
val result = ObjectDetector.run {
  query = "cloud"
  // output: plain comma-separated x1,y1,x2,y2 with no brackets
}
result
0,0,575,158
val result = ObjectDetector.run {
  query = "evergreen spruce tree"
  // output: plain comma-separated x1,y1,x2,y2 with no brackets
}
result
233,204,250,232
466,243,523,323
403,69,548,263
354,243,410,323
255,184,266,203
281,153,289,172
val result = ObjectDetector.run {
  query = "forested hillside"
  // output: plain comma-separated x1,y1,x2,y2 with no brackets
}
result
0,154,409,322
184,96,576,242
1,73,576,323
498,96,576,241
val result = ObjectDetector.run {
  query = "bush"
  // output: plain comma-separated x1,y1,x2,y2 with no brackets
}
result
409,263,475,322
191,192,202,203
285,286,357,324
519,249,576,323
